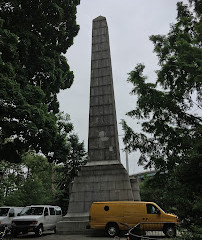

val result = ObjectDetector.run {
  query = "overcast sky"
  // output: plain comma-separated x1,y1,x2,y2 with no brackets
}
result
58,0,188,174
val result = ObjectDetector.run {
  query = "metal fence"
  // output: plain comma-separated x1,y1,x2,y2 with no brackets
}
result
121,222,177,240
127,223,202,240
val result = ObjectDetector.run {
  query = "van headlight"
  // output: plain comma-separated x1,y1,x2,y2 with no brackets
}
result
32,221,38,225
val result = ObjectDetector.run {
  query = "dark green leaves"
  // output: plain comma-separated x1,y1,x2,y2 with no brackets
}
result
0,0,80,163
123,1,202,231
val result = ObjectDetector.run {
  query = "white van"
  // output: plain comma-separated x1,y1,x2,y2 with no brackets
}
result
0,207,23,230
12,205,62,236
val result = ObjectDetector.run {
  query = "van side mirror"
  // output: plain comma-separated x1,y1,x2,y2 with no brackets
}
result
9,212,15,217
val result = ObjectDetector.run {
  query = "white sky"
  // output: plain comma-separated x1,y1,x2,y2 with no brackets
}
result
58,0,188,175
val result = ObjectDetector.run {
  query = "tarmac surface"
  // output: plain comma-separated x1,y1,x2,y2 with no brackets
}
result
13,230,170,240
13,231,123,240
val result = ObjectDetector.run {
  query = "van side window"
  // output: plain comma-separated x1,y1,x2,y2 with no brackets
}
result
146,204,159,214
55,208,62,215
0,208,10,216
44,208,49,216
56,210,61,215
104,206,109,211
49,207,55,215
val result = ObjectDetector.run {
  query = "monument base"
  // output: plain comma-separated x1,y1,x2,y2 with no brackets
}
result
56,162,140,234
56,220,89,234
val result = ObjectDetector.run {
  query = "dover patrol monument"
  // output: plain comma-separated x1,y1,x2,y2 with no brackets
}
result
57,16,140,234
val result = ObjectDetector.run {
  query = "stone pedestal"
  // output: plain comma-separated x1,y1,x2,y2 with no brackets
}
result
57,162,134,233
130,177,141,201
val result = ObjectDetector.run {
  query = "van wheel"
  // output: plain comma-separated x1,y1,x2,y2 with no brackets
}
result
54,227,56,234
35,225,43,237
106,223,119,237
164,225,176,238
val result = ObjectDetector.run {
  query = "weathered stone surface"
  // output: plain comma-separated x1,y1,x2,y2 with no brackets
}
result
56,16,140,234
56,220,90,234
88,16,120,163
64,164,134,218
130,177,141,201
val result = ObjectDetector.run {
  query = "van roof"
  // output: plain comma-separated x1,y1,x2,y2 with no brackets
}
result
92,201,155,204
0,206,23,208
24,205,61,208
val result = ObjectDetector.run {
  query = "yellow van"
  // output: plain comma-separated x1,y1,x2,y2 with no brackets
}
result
87,201,179,237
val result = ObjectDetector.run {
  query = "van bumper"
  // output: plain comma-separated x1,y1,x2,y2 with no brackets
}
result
12,225,38,233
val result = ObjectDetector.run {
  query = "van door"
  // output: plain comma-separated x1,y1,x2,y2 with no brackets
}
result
43,207,51,230
123,203,143,227
49,207,56,229
143,204,163,231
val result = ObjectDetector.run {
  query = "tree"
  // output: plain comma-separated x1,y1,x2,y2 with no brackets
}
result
0,135,86,210
140,174,179,215
55,134,87,214
0,0,80,163
0,161,25,205
0,153,53,206
0,110,86,210
122,0,202,235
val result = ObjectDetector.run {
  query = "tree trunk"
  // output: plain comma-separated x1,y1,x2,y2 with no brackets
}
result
50,163,56,196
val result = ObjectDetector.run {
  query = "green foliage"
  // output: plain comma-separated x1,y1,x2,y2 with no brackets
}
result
139,174,170,212
55,134,87,214
0,153,53,206
50,112,74,164
0,0,80,163
122,0,202,235
0,111,86,212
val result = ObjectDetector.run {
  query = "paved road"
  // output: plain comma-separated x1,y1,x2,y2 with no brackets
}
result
14,231,123,240
13,231,171,240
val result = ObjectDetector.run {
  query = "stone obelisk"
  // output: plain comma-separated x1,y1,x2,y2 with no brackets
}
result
88,16,121,165
57,16,140,234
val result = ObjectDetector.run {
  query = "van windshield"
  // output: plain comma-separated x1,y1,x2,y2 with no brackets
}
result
20,207,44,216
156,204,165,213
0,208,10,216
